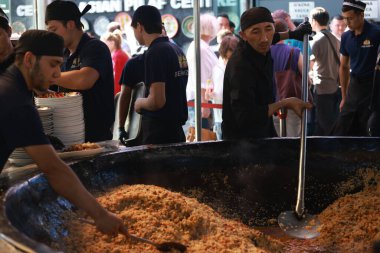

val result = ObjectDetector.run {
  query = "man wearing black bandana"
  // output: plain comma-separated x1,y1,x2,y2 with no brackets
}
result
45,0,115,142
0,30,127,236
332,0,380,136
222,7,313,139
0,7,13,73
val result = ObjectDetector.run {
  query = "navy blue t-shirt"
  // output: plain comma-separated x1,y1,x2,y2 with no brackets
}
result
340,20,380,79
0,66,49,168
119,52,145,88
60,33,115,142
142,37,188,125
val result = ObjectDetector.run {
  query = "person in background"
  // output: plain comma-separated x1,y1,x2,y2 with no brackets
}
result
0,30,126,236
131,5,188,144
186,13,219,131
222,7,313,140
217,13,231,32
205,35,238,140
330,14,347,40
333,0,380,136
45,1,115,142
107,21,132,56
367,47,380,136
118,52,145,146
309,7,341,136
0,7,14,73
271,18,303,137
272,9,307,53
101,31,129,95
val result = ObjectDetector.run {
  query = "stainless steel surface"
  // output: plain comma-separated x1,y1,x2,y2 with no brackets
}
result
278,17,319,239
279,108,287,137
193,0,202,142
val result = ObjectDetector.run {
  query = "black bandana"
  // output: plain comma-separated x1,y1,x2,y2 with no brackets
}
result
15,30,64,57
240,7,274,31
45,0,91,23
0,7,9,30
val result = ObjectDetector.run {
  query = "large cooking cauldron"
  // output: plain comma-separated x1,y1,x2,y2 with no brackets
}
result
1,137,380,252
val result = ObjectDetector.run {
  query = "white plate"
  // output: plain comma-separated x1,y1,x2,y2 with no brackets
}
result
57,147,105,159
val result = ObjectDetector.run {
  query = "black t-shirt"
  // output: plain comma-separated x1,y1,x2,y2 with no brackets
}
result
60,33,115,142
142,37,188,125
119,52,145,88
0,66,49,168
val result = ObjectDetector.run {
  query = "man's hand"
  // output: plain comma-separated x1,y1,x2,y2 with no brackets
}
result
288,21,312,41
339,98,345,112
285,97,313,117
94,211,128,236
134,98,143,113
119,127,129,146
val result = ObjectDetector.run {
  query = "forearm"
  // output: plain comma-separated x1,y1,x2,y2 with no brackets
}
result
44,161,107,220
339,66,350,100
57,68,98,90
118,87,132,127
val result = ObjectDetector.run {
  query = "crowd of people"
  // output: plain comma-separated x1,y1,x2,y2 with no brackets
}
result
0,0,380,237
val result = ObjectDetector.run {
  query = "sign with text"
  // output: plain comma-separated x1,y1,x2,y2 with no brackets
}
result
363,0,379,19
289,1,315,20
0,0,10,15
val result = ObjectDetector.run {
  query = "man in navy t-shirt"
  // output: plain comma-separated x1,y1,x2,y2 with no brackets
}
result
333,0,380,136
0,30,126,236
45,1,115,142
131,5,188,144
118,52,145,145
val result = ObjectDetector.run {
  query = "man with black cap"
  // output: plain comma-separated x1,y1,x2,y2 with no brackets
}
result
0,7,13,73
45,0,115,142
0,30,127,236
222,7,313,139
332,0,380,136
131,5,188,144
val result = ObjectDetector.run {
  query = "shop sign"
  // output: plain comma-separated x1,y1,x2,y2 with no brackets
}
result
217,0,237,7
289,1,315,20
363,0,379,19
0,0,10,15
78,0,211,13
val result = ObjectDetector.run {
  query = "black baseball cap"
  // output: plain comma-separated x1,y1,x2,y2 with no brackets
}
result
14,30,64,57
45,0,91,24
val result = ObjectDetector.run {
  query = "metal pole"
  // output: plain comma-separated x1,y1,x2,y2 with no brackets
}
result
193,0,202,141
295,17,310,217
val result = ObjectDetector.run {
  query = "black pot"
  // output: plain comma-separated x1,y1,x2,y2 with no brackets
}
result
1,137,380,252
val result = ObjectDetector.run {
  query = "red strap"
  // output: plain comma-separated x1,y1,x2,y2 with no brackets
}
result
187,101,223,109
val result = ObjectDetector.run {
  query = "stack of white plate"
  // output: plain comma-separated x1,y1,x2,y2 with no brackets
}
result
35,92,85,146
9,106,55,166
37,106,54,135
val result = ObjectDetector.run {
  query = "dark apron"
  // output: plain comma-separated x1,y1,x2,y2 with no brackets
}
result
332,76,372,136
368,63,380,136
141,116,185,145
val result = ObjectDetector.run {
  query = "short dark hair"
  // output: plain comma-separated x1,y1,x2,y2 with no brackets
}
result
310,7,330,26
131,5,162,34
332,14,344,21
217,13,230,20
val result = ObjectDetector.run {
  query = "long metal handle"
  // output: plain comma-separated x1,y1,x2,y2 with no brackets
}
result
77,218,159,247
295,17,310,218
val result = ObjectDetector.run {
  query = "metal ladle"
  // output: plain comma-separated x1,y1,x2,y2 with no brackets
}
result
278,17,320,239
78,218,187,252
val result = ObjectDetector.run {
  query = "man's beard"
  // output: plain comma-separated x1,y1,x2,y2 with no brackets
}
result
30,61,48,93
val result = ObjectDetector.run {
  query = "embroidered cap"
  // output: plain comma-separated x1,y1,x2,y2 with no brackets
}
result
343,0,366,11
